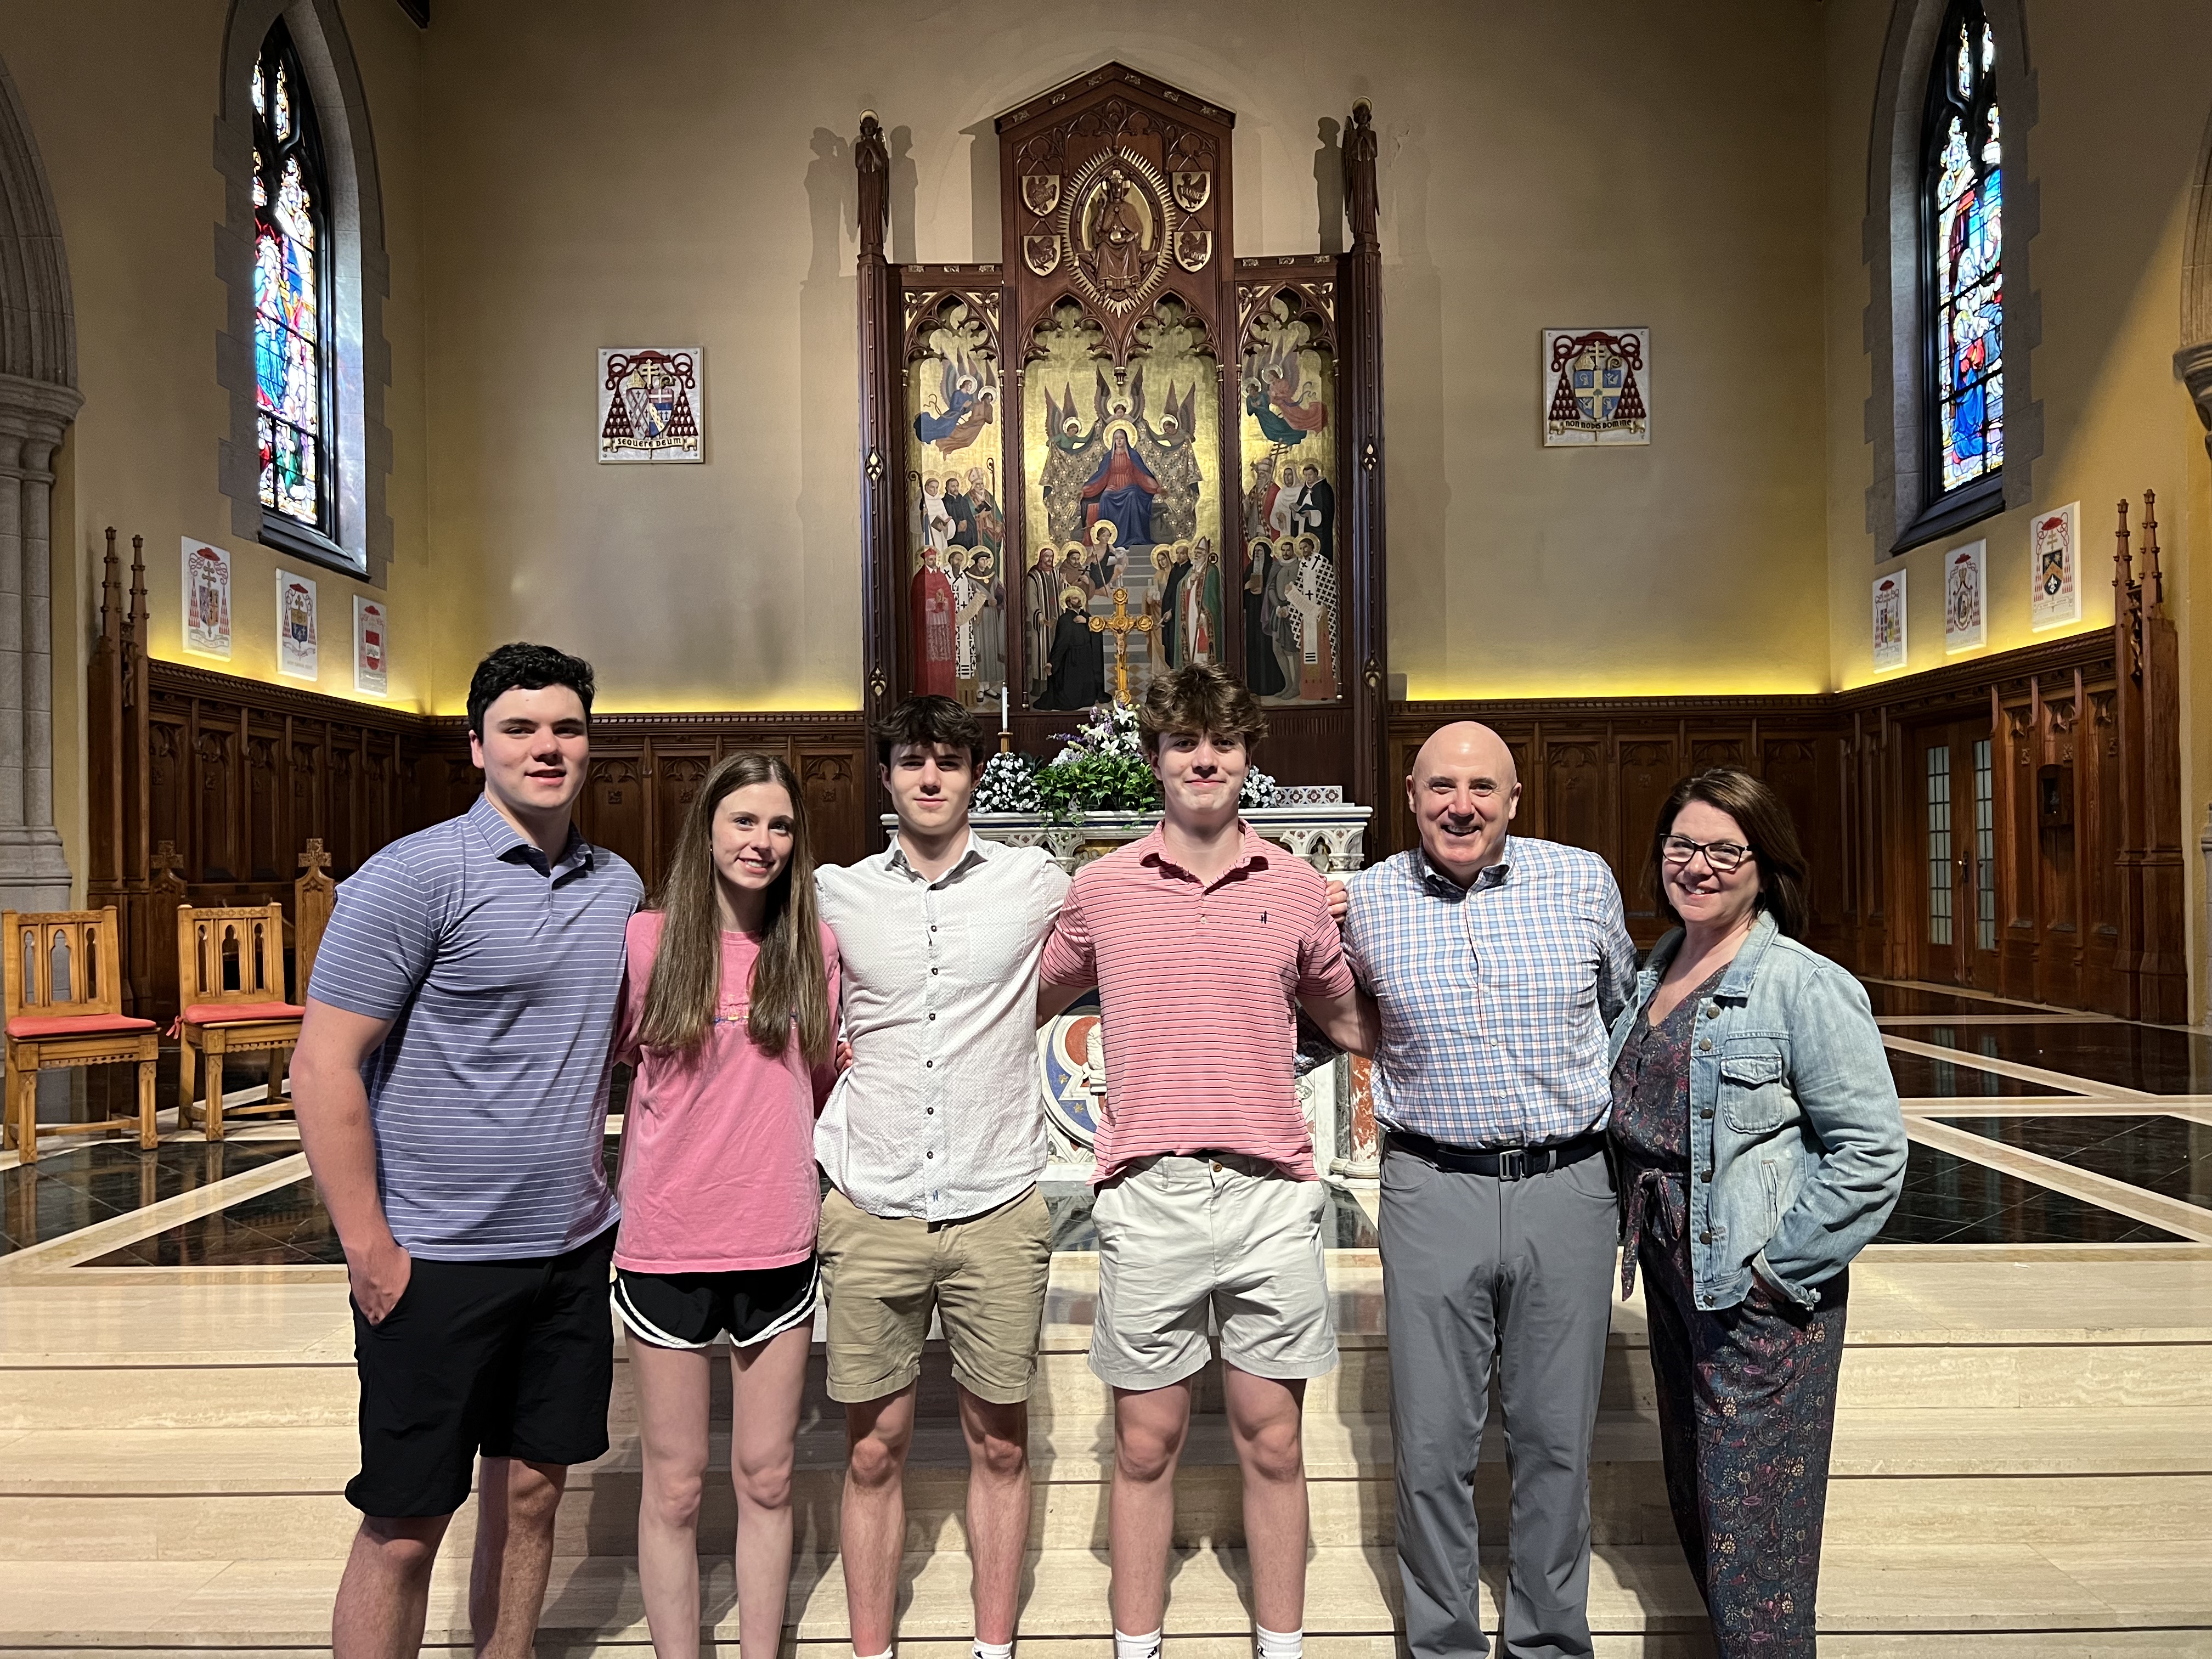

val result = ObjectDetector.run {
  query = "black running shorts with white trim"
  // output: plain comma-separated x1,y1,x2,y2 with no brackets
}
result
612,1254,821,1350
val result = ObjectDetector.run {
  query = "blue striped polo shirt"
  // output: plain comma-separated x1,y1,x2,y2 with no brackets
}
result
308,793,642,1261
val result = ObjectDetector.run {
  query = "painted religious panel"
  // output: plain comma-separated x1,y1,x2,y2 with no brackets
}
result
1023,297,1221,711
1239,289,1338,703
905,298,1007,713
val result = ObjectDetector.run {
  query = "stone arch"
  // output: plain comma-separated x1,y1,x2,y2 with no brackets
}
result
2176,104,2212,456
215,0,392,585
0,53,80,907
1861,0,2043,554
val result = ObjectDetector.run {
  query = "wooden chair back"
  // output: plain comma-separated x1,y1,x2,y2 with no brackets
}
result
294,839,337,998
2,908,126,1024
176,903,289,1013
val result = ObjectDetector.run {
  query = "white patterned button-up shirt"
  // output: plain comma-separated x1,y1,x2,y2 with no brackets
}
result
815,832,1071,1222
1342,836,1635,1149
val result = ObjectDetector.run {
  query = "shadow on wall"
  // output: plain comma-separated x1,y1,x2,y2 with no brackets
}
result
788,125,861,697
1313,116,1345,258
1379,115,1447,685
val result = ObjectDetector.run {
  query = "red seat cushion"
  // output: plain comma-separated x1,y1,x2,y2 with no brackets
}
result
7,1013,158,1039
182,1001,306,1026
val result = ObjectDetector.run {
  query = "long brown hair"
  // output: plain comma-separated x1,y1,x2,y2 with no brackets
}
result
638,753,832,1063
1646,767,1812,939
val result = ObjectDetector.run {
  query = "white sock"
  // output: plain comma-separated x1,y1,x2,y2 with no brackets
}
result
856,1649,893,1659
1114,1629,1163,1659
974,1642,1013,1659
1255,1626,1303,1659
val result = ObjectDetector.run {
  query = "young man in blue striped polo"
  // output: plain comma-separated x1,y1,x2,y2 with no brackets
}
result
296,642,642,1659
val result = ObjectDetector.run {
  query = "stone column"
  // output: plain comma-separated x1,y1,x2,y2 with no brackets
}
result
2180,341,2212,462
0,371,82,914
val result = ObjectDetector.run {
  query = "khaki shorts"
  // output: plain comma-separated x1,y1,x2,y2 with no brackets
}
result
817,1184,1052,1405
1090,1153,1339,1391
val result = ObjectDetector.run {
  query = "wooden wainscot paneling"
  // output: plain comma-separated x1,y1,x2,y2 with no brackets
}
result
1386,557,2182,1023
87,533,870,1021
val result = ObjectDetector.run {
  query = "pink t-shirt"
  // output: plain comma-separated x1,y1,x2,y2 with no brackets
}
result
612,910,840,1273
1040,824,1355,1183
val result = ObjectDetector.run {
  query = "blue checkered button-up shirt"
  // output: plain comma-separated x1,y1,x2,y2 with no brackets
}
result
1343,836,1636,1149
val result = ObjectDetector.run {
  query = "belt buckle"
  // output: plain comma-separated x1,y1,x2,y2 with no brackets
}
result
1497,1147,1528,1181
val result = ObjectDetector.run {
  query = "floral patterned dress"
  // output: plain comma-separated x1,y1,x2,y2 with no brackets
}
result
1610,967,1848,1659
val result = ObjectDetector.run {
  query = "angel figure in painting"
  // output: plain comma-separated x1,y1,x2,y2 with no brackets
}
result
913,356,996,454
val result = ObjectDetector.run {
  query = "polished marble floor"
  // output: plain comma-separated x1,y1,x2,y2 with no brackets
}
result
12,978,2212,1269
0,1137,302,1257
1937,1113,2212,1212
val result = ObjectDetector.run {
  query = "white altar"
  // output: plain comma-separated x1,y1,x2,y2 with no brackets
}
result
881,798,1379,1179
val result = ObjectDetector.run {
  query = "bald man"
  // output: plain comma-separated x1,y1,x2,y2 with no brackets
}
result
1341,723,1633,1659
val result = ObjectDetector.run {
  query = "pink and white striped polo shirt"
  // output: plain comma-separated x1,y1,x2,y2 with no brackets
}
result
1040,823,1355,1183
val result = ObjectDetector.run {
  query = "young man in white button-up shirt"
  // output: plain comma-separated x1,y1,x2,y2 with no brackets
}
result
814,696,1071,1659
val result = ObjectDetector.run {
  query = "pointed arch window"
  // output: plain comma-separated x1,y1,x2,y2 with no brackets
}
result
250,20,335,543
1922,0,2003,499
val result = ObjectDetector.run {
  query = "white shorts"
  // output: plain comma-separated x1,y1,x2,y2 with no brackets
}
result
1090,1152,1339,1391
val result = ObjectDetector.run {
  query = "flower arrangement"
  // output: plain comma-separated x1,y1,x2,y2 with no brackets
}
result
999,701,1284,820
972,748,1041,814
1035,702,1160,819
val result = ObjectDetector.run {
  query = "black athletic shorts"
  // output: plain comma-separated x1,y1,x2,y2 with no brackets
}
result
346,1223,617,1519
612,1254,820,1350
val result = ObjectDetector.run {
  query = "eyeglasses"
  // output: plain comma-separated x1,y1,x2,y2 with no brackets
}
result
1661,833,1753,874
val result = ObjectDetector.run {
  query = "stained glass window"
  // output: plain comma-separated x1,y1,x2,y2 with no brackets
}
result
251,22,331,537
1924,0,2002,495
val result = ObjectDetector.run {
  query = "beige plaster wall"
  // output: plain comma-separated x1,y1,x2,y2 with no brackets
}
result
1821,0,2212,1012
0,0,429,898
421,0,1834,710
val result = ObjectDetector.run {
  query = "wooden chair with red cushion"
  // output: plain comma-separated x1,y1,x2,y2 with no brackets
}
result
2,907,159,1164
175,902,305,1142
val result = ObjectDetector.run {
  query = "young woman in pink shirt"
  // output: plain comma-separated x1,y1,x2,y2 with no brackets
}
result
611,752,840,1659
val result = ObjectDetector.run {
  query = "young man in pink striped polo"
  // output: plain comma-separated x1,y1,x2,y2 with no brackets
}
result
1038,662,1374,1659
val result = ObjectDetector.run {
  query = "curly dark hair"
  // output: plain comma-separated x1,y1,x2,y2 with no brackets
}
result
466,642,596,740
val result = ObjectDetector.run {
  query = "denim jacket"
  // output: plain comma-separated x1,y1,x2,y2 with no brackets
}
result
1604,911,1906,1312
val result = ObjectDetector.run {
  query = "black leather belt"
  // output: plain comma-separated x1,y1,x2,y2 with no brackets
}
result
1386,1128,1607,1181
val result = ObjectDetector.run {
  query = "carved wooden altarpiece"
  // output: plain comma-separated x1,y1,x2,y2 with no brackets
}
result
855,66,1387,823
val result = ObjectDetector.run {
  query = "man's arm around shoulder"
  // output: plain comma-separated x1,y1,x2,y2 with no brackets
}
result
295,997,405,1322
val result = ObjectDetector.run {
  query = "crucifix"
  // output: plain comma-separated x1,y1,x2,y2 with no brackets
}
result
1090,586,1154,704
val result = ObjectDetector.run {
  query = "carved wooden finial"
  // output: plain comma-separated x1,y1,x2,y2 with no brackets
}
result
298,838,332,874
2141,488,2163,610
99,527,121,642
2113,497,2132,589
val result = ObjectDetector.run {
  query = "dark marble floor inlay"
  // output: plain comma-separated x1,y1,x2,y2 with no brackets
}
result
1886,1049,2071,1098
1860,984,2038,1017
2,1138,302,1257
1903,1023,2212,1095
1874,1140,2184,1244
1934,1114,2212,1214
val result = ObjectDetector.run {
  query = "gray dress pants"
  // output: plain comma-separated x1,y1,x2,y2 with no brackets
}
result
1380,1143,1618,1659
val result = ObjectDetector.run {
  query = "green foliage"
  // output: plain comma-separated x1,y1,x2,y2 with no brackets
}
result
1034,751,1161,819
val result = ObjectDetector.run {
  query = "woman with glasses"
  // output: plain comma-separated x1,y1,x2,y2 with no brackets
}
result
1604,768,1904,1658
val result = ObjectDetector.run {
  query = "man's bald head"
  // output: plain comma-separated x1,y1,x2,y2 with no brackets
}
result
1407,721,1522,885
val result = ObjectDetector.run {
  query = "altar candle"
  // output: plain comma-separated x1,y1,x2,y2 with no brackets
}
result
1000,687,1009,731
